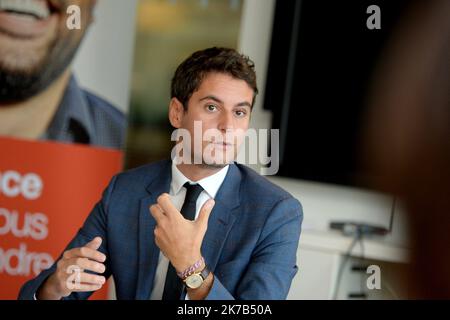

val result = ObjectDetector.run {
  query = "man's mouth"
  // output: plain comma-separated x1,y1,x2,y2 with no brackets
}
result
210,141,235,149
0,0,58,20
0,0,60,38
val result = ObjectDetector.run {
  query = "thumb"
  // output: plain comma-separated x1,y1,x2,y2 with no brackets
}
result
85,236,102,250
197,199,215,227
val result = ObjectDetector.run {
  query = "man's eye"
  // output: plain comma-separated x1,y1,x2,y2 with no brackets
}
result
206,104,217,112
235,110,247,117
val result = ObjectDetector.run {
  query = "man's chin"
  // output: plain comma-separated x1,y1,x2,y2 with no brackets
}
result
172,149,236,168
0,56,66,103
0,43,48,75
0,28,57,101
201,162,230,169
202,155,236,168
0,30,80,102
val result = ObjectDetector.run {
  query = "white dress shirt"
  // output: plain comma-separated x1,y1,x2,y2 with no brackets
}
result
149,162,229,300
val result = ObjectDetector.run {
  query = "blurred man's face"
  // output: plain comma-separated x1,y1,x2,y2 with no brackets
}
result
0,0,96,102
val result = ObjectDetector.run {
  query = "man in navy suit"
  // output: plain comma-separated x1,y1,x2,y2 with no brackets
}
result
18,47,303,300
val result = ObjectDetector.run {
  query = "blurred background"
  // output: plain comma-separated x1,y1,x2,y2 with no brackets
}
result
4,0,446,300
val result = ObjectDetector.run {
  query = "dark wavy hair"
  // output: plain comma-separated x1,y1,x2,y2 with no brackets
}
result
171,47,258,110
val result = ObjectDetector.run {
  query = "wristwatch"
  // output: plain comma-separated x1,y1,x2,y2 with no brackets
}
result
183,265,211,289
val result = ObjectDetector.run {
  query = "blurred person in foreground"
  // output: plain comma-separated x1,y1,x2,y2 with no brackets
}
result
0,0,126,149
363,0,450,299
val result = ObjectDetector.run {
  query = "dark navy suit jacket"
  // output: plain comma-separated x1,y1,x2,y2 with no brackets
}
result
18,160,303,300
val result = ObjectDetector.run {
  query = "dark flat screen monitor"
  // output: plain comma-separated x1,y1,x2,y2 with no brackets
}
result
264,0,412,188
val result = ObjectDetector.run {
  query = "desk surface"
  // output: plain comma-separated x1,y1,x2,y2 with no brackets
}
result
299,230,410,264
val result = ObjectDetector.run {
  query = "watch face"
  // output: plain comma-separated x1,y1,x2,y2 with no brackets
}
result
185,274,203,289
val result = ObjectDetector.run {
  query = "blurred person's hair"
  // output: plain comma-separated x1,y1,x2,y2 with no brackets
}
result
363,0,450,298
171,47,258,109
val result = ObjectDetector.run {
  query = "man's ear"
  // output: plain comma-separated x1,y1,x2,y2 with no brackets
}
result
168,98,185,128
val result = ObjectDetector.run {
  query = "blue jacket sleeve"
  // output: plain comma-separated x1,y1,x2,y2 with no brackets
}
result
205,197,303,300
17,175,118,300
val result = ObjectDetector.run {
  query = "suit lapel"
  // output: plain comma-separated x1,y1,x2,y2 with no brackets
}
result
134,161,242,299
201,163,241,271
135,160,172,300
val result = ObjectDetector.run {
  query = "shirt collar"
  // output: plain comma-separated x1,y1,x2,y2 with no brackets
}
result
171,162,229,199
43,75,95,143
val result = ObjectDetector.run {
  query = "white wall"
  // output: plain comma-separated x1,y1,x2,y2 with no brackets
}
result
237,0,275,132
237,0,274,175
72,0,138,113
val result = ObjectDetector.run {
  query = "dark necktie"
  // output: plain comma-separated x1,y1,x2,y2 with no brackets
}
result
162,182,204,300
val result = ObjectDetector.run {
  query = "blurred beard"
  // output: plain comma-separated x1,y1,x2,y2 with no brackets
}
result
0,0,93,103
0,32,82,103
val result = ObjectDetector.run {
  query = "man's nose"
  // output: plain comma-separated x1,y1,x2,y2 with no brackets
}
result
218,112,234,131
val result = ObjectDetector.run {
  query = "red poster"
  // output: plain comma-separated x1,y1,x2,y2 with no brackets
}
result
0,137,123,300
